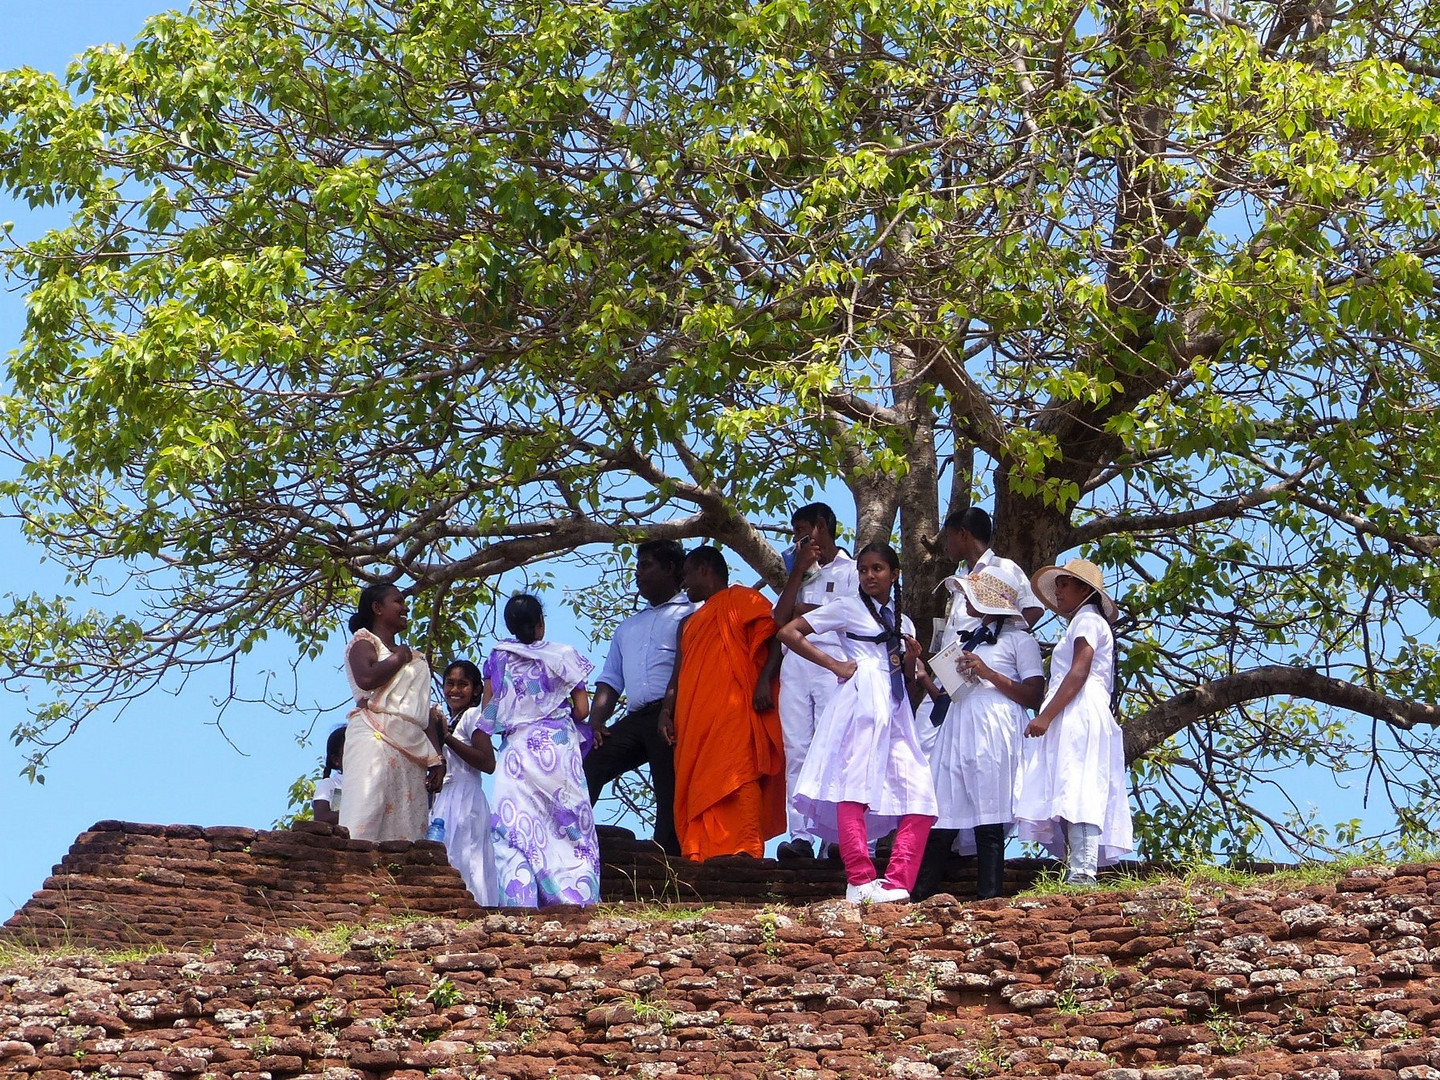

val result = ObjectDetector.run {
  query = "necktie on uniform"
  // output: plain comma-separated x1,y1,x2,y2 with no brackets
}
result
957,623,998,651
877,604,906,702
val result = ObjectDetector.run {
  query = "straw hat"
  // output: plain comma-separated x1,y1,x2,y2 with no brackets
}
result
957,565,1024,618
1031,558,1119,622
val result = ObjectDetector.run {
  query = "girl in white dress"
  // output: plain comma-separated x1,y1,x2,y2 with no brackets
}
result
912,565,1044,901
777,542,938,905
428,660,500,906
1015,558,1133,885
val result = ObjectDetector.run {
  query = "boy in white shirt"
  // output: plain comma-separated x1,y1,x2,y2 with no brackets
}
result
772,503,859,859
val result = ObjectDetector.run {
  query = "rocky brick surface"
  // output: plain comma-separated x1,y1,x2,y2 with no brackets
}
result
3,862,1440,1079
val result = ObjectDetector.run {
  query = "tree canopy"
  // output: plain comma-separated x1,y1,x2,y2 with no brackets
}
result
4,0,1440,858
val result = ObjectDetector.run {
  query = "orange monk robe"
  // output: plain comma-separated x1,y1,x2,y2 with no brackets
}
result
672,585,787,861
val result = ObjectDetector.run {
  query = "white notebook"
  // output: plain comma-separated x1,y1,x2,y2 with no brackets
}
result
928,637,981,698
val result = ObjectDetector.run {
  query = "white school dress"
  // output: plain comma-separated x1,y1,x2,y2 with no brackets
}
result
930,619,1043,833
778,550,860,841
1014,609,1133,865
430,708,500,906
790,597,938,842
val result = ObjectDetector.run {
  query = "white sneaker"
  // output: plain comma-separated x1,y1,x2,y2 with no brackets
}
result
849,879,910,905
870,880,912,904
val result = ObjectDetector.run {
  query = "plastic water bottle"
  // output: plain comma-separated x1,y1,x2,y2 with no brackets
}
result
426,817,445,843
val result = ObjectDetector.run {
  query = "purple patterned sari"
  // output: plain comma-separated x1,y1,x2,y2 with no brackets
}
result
473,639,600,907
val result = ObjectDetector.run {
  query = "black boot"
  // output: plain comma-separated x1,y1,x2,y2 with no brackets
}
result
974,823,1006,900
911,828,960,902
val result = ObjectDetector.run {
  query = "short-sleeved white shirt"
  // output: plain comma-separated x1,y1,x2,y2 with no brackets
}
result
782,548,860,660
1047,608,1115,699
803,595,916,665
951,621,1044,702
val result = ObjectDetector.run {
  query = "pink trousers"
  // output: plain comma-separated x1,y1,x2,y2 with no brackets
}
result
835,801,936,893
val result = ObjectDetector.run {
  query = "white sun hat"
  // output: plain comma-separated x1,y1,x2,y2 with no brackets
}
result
956,565,1024,618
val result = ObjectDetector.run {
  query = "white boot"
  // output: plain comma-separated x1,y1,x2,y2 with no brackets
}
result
1064,820,1101,886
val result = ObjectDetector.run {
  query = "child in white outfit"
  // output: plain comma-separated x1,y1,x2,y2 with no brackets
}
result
913,565,1045,900
429,659,500,906
311,727,345,825
1015,558,1133,885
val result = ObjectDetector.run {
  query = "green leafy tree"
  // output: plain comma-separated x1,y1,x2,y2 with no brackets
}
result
4,0,1440,858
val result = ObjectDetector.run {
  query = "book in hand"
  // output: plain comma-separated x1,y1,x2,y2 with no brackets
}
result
928,637,982,699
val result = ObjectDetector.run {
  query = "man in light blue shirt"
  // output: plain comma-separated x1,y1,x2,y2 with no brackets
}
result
584,539,694,855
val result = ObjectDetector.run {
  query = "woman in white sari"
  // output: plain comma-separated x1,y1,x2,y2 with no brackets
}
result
339,584,445,842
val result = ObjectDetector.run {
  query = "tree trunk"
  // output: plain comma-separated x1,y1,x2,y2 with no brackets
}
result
892,344,946,648
993,478,1077,579
844,451,901,551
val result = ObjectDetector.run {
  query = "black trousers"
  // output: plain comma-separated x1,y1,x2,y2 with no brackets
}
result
912,824,1007,901
583,701,679,856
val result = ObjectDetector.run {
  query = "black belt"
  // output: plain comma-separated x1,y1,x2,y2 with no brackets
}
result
627,699,663,715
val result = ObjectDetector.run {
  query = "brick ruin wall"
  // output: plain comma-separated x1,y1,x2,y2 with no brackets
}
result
3,822,488,950
3,820,1067,951
6,862,1440,1079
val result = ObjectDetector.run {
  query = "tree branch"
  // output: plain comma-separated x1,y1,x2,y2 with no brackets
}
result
1284,490,1440,557
1125,664,1440,763
1071,467,1315,545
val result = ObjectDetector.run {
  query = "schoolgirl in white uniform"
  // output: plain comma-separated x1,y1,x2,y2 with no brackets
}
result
777,542,937,904
912,565,1044,900
1015,559,1133,885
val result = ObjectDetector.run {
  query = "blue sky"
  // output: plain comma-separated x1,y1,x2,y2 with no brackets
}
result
0,3,343,917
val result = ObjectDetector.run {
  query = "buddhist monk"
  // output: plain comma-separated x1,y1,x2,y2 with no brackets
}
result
657,545,786,861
